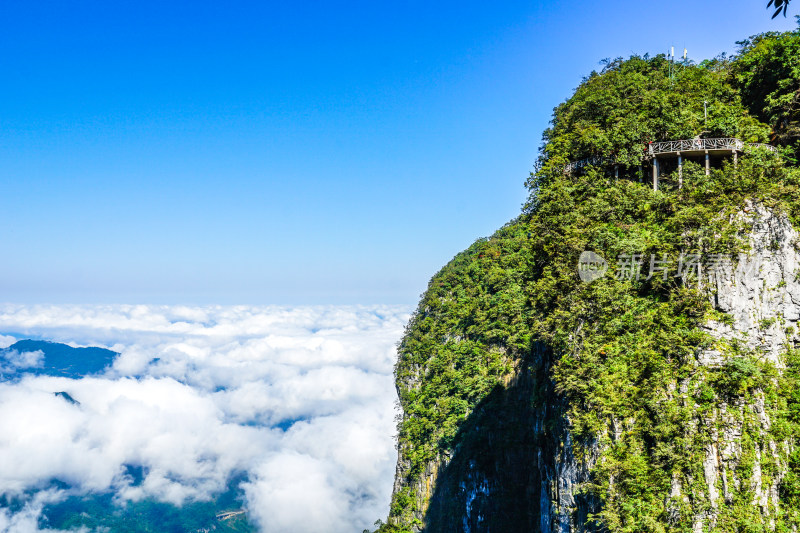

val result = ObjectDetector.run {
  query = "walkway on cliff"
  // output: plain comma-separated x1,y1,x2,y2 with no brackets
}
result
563,137,778,191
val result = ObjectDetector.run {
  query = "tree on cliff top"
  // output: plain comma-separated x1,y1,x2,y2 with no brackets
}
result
733,19,800,161
527,54,769,197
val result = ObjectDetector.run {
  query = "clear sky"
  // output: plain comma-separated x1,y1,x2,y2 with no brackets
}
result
1,1,796,305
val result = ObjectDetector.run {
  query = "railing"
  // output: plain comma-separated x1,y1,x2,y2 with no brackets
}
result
647,137,777,156
747,143,778,152
563,156,607,174
648,137,742,156
561,138,778,176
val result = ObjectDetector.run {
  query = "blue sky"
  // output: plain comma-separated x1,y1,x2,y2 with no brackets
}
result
1,1,796,305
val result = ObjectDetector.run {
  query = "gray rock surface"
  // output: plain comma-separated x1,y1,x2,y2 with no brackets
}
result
692,202,798,530
390,202,799,532
703,201,800,366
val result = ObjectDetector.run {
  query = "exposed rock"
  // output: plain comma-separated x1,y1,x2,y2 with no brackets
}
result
389,203,800,532
704,201,800,366
690,203,798,530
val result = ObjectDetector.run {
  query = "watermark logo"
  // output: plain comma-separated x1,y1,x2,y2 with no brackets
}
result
577,251,608,283
577,251,766,284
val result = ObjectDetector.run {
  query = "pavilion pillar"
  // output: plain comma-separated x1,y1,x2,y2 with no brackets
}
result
677,152,683,189
733,150,738,168
614,165,619,180
652,158,659,191
705,150,710,175
638,164,643,183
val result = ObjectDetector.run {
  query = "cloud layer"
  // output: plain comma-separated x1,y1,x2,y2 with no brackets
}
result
0,304,409,532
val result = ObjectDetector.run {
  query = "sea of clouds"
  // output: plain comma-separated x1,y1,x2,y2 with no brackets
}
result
0,304,410,533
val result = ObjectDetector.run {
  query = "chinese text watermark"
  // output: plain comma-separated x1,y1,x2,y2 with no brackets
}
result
578,251,763,284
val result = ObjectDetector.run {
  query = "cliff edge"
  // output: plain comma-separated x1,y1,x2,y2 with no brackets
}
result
381,25,800,533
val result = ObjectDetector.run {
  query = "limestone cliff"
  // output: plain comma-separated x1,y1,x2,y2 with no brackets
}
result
686,203,800,531
390,342,598,532
386,197,800,532
381,44,800,533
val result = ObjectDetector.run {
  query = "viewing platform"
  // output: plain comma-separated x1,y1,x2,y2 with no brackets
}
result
563,137,778,191
647,137,776,158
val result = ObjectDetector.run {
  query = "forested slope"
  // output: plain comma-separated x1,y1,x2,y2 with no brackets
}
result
381,22,800,533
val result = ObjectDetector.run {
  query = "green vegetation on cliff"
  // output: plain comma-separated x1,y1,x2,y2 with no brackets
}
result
733,26,800,162
383,21,800,533
534,53,768,174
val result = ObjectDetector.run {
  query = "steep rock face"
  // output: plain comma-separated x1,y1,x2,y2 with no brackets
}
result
685,203,800,531
388,203,800,532
390,344,599,533
704,202,800,366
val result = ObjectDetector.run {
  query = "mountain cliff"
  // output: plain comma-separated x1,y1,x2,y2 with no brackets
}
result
381,23,800,533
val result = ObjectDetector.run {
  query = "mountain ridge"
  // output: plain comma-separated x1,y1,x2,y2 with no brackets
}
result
0,339,117,379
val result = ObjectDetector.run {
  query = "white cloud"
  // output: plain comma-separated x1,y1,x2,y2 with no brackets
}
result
0,489,70,533
243,452,353,533
0,304,409,532
0,335,16,349
1,349,44,370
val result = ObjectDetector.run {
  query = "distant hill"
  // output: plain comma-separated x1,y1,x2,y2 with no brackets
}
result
0,340,117,379
39,475,256,533
0,339,258,532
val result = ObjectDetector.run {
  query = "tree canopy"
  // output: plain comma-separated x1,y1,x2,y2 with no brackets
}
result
733,20,800,157
528,20,800,198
